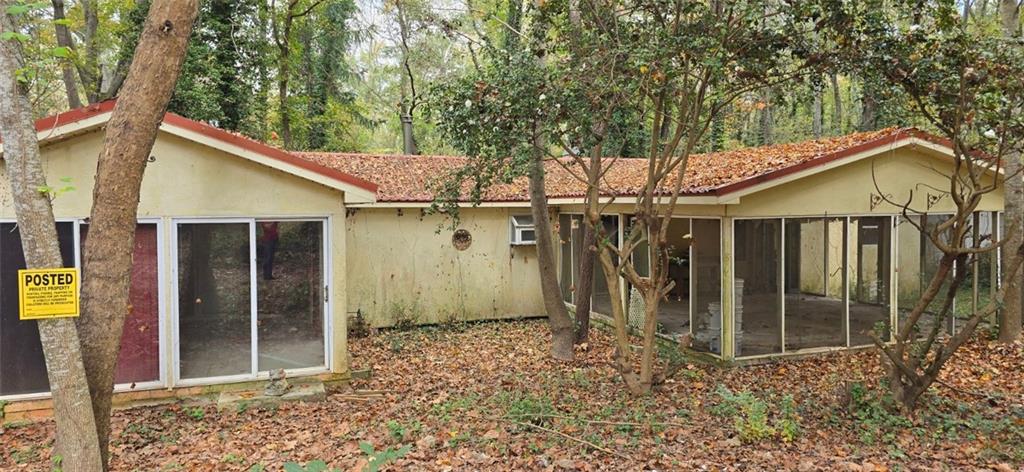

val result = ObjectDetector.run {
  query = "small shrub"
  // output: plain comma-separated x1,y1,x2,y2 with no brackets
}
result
846,382,912,445
184,406,205,420
710,386,801,443
348,310,371,339
359,441,412,472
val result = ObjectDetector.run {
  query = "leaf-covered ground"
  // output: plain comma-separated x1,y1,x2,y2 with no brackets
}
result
3,319,1024,471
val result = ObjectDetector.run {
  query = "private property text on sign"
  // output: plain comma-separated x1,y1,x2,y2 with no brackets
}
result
18,268,80,320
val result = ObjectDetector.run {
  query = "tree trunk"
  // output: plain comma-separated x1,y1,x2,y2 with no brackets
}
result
831,73,842,134
80,0,101,103
51,0,82,109
278,42,292,148
75,1,198,467
0,7,103,470
812,81,823,138
759,90,774,145
528,152,575,361
859,81,878,131
574,223,595,344
999,0,1022,342
396,0,417,155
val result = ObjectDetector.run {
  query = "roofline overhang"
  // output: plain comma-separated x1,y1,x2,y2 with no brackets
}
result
1,101,379,204
345,194,739,208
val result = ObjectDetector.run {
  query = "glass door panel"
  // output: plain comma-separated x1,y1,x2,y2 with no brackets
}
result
177,222,253,380
81,223,161,385
256,221,325,371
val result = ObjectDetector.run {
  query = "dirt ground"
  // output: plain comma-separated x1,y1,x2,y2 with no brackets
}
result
2,319,1023,471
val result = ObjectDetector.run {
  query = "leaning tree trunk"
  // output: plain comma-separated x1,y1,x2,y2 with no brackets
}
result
0,7,103,470
75,1,198,467
528,150,575,361
998,0,1023,342
574,223,595,344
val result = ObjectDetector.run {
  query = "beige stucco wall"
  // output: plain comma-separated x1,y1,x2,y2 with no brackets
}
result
726,148,1003,217
345,207,545,327
0,129,351,379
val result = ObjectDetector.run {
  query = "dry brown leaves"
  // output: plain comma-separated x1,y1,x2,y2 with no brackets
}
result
1,320,1022,471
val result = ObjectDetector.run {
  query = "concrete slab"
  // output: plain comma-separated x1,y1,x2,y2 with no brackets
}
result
216,381,326,410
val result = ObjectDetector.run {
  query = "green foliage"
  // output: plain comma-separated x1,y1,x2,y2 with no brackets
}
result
358,441,411,472
386,419,421,441
710,386,801,443
283,460,338,472
184,406,205,421
501,391,556,427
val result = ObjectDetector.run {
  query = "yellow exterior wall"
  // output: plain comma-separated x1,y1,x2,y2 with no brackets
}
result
0,130,351,379
726,149,1003,217
345,207,545,326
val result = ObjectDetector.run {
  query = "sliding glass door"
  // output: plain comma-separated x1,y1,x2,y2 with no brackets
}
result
174,219,326,383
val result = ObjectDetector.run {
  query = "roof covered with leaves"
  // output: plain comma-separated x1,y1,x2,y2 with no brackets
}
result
294,127,924,203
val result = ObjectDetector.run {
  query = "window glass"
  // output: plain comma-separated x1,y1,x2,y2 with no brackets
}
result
0,222,75,395
256,221,325,371
177,223,252,379
81,223,161,385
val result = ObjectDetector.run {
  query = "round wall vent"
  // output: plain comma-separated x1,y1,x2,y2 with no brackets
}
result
452,229,472,250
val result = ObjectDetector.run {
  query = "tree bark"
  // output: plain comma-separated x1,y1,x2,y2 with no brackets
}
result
75,1,198,467
812,81,823,138
0,6,103,470
396,0,418,155
80,0,101,103
759,89,774,145
999,0,1022,342
859,81,878,131
574,223,595,344
831,73,842,134
51,0,82,109
528,152,575,361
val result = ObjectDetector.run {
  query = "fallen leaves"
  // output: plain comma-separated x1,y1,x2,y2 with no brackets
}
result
1,320,1022,471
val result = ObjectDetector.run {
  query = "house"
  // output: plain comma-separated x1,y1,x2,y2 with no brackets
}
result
0,103,1005,413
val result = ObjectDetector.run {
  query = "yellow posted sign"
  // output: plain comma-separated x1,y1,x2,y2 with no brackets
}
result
18,268,79,320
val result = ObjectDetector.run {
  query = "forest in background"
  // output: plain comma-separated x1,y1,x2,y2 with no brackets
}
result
17,0,1024,154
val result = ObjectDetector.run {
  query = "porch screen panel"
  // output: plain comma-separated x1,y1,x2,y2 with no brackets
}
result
177,223,252,379
850,216,892,346
734,219,782,357
659,218,691,335
591,215,620,316
784,217,845,350
897,215,951,338
81,223,161,385
571,215,584,304
954,212,995,330
256,221,325,371
691,219,722,354
0,222,75,396
559,214,572,303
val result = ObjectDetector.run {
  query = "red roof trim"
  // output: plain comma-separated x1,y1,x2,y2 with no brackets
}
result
27,100,378,194
33,100,115,133
711,129,920,197
161,113,378,193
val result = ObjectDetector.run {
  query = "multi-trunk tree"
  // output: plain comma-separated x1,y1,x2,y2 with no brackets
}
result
431,0,823,381
1,1,198,469
830,0,1024,411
